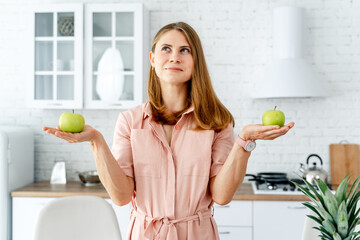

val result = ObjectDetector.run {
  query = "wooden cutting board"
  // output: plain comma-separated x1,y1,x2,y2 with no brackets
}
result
330,143,360,186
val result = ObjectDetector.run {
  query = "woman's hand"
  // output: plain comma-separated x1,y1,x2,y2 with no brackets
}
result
43,125,101,143
239,122,295,141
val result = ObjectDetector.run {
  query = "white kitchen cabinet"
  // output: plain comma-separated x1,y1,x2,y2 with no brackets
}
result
218,226,252,240
12,197,56,240
28,3,149,110
12,197,130,240
84,3,149,109
28,4,83,109
253,201,308,240
13,197,311,240
213,201,253,240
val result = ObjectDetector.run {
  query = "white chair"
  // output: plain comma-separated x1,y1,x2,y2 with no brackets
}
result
34,196,122,240
301,210,319,240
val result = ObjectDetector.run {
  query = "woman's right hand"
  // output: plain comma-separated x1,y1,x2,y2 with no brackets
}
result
43,125,101,143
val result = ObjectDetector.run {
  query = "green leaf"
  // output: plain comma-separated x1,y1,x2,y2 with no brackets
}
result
346,176,359,199
292,182,318,203
314,226,332,238
345,229,360,240
333,232,342,240
337,201,349,238
348,204,360,228
347,175,360,205
322,218,336,235
335,174,350,204
314,205,336,225
303,202,324,221
316,179,330,196
348,218,360,236
348,191,360,214
324,188,339,219
308,214,323,225
319,234,332,240
301,178,327,208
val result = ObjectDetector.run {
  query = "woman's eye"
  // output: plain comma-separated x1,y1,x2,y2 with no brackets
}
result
181,48,190,53
162,46,170,52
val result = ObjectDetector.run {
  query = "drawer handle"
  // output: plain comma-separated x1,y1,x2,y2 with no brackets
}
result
219,231,230,235
288,206,307,209
215,205,230,208
109,103,123,106
47,103,62,106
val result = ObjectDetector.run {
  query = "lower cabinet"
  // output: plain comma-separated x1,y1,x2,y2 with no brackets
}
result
12,197,130,240
253,201,308,240
12,197,308,240
218,226,252,240
213,201,253,240
12,197,55,240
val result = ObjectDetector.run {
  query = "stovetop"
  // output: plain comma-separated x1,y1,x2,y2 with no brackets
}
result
251,178,334,195
251,180,305,195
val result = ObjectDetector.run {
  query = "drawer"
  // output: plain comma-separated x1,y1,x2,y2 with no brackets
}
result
218,226,252,240
213,201,252,226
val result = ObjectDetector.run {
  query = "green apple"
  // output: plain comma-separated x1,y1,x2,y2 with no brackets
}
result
262,106,285,127
59,110,85,133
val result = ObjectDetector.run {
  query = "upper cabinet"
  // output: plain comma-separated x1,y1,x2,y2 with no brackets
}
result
28,3,149,109
28,4,83,109
84,4,149,109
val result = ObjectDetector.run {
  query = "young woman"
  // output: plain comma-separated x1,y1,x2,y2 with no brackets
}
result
44,22,294,240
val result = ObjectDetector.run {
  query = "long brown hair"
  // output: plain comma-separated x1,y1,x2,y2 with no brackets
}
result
148,22,234,132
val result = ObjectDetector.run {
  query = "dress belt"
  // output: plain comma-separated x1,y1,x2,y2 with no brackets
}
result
131,208,213,240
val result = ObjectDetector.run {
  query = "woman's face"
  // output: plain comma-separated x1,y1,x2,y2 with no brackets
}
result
150,30,194,86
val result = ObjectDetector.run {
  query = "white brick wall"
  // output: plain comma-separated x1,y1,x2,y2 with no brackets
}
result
1,0,360,182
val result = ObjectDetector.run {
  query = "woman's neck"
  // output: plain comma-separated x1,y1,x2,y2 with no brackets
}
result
161,82,188,113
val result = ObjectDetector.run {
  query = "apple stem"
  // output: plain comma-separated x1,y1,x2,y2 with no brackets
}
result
274,106,277,111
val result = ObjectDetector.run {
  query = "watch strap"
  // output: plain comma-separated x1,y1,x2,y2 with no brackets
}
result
235,135,255,152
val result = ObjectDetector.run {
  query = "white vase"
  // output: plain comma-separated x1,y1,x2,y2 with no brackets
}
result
96,48,125,102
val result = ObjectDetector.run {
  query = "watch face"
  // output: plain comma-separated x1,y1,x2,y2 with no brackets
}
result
246,141,256,151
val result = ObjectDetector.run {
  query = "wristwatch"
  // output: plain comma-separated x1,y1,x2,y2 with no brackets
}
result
235,135,256,152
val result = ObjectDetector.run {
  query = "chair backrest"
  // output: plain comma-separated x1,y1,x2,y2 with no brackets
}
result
34,196,122,240
301,210,319,240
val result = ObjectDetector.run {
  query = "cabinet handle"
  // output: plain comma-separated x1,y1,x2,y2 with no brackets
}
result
215,205,230,208
288,206,307,209
109,103,123,106
219,231,230,235
47,103,62,106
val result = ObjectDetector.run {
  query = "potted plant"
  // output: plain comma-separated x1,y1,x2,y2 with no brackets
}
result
293,175,360,240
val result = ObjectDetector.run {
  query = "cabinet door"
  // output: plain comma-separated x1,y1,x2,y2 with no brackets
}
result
253,201,308,240
84,3,149,109
12,197,55,240
28,4,83,109
213,201,252,227
218,226,252,240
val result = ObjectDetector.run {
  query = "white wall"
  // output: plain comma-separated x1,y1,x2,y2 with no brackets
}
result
1,0,360,182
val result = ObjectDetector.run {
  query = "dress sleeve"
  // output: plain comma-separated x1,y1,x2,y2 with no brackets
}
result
209,124,234,178
111,112,134,178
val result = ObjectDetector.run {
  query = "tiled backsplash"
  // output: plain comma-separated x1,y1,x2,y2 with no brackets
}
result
1,0,360,181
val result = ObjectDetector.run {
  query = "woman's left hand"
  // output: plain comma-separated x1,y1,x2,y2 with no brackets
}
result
239,122,295,140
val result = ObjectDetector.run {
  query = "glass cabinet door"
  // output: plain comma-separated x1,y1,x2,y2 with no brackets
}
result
30,4,83,109
85,3,147,109
91,11,134,103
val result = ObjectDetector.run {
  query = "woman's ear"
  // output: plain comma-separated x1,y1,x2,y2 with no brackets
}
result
149,51,155,67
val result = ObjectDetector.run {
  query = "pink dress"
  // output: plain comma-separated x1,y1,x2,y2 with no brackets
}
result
111,102,234,240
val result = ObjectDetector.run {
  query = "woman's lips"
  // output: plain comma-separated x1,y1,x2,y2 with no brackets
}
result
166,67,183,71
